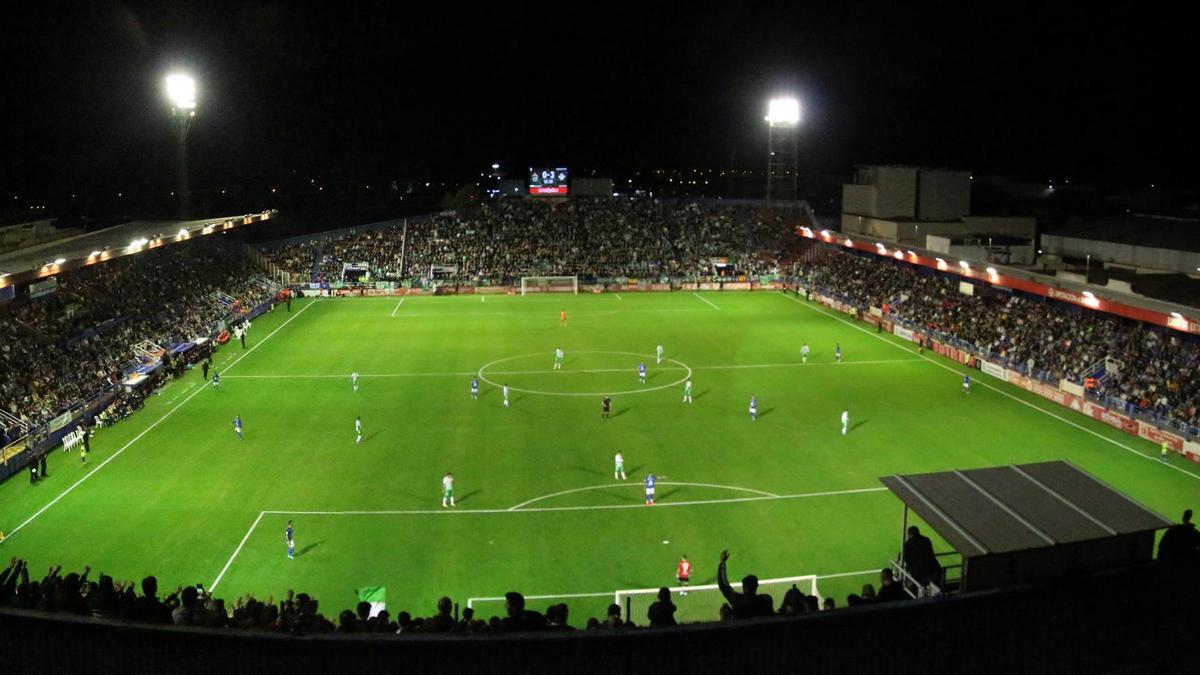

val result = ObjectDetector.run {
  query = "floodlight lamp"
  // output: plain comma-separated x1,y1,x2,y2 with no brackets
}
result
906,250,916,256
166,74,197,110
89,251,101,258
986,267,997,275
1171,312,1183,319
766,98,801,126
893,250,904,259
959,260,970,269
821,230,831,237
178,228,188,237
491,163,500,169
54,258,66,265
1083,291,1095,298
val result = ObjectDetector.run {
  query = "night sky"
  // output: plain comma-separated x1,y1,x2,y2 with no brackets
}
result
1,2,1194,201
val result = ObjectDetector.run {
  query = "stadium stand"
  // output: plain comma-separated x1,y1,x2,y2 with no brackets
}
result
262,199,803,284
0,237,278,431
792,247,1200,431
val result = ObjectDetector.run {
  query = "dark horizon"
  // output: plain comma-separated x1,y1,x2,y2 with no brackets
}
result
2,2,1196,206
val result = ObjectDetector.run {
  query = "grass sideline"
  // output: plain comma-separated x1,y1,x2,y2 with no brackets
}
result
1,292,1195,625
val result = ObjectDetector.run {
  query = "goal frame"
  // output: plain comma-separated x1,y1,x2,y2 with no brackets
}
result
520,275,578,295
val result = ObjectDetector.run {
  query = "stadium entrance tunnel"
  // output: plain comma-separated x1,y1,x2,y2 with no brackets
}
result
477,350,691,397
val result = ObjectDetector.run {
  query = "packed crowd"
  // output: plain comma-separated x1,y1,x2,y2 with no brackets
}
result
795,249,1200,427
0,237,276,429
0,550,915,637
261,199,802,284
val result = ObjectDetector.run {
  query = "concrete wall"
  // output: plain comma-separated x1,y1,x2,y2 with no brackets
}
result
919,170,971,221
873,166,919,219
842,184,876,217
1041,234,1200,275
961,216,1036,239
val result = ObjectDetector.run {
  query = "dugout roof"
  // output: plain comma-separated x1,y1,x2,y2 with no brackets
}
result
879,460,1172,557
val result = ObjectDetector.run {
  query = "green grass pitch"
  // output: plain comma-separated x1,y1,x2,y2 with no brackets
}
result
2,291,1197,624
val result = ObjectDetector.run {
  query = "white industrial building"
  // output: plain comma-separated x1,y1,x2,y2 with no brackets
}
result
841,166,1037,265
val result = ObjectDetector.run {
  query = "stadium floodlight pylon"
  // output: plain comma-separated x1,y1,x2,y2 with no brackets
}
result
520,276,578,295
765,96,801,208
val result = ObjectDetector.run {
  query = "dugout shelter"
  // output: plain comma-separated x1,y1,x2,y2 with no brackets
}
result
880,460,1172,594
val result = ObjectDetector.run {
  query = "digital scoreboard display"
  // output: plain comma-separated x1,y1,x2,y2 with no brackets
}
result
529,167,569,195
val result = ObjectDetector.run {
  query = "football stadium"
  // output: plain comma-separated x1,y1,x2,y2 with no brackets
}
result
2,6,1198,674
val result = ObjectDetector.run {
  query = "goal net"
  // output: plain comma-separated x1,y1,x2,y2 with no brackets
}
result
520,275,578,295
617,575,819,625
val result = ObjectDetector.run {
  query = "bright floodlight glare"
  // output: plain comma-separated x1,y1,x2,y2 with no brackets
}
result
959,260,970,269
1171,312,1183,318
54,258,66,265
166,74,197,110
766,98,801,125
987,267,998,275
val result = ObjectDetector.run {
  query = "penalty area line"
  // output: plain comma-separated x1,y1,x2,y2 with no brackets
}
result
390,297,406,316
3,300,319,543
259,486,888,517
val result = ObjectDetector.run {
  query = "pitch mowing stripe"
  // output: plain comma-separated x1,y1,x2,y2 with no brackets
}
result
3,300,321,542
692,292,721,310
776,291,1200,482
220,358,923,380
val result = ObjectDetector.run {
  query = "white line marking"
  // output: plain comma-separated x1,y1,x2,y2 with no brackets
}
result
4,300,320,541
508,481,781,511
210,511,266,592
777,292,1200,482
164,382,196,404
693,292,721,310
615,294,622,300
221,358,923,380
260,487,887,516
390,297,405,316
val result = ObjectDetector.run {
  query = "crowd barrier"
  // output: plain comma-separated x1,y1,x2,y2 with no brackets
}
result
0,562,1192,673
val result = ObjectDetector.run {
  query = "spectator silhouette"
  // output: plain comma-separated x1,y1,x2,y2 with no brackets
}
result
499,592,545,632
423,596,455,633
647,587,678,627
716,549,773,619
1158,509,1200,565
876,568,907,602
903,526,942,588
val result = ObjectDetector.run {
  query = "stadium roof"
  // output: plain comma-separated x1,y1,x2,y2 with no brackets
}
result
0,211,274,288
1046,214,1200,253
879,461,1171,557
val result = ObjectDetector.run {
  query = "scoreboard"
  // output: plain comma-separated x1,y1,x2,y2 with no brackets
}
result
529,167,569,195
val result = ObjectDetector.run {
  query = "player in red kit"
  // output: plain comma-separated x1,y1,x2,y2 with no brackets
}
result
677,554,692,595
560,309,566,325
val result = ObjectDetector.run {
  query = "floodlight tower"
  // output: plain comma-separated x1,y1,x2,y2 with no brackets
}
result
765,97,801,207
165,74,197,220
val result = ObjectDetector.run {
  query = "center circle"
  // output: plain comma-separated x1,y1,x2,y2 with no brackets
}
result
477,350,693,397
